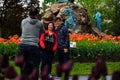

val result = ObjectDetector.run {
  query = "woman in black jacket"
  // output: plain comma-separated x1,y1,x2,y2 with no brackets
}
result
39,22,58,78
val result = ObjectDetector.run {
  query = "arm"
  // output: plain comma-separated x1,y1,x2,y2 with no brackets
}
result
40,22,45,34
39,33,45,49
63,27,70,53
63,27,70,49
53,33,58,51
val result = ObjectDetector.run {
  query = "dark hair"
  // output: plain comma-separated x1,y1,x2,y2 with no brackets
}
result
55,17,63,21
29,7,39,16
47,22,55,31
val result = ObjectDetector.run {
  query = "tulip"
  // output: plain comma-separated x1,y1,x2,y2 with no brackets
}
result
62,60,73,80
72,75,78,80
0,54,9,68
29,68,39,80
14,53,24,67
96,58,108,76
13,76,20,80
56,64,62,77
112,70,120,80
1,66,18,79
41,65,49,80
0,76,4,80
62,60,73,72
88,66,100,80
19,75,29,80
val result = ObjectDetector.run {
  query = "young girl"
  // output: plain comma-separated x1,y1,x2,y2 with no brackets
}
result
39,22,58,78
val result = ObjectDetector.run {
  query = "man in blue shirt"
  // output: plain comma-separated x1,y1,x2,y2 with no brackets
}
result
55,18,70,66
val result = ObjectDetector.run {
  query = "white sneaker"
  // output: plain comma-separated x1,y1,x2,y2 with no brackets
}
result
48,74,53,78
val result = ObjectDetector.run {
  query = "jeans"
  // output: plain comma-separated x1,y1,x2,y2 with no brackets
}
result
41,51,54,74
18,44,41,79
56,48,70,65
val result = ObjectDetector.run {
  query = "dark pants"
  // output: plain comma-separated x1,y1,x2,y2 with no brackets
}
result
41,51,54,74
19,44,41,79
56,48,70,65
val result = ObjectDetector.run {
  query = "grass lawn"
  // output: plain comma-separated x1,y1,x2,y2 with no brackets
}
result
9,61,120,76
52,62,120,76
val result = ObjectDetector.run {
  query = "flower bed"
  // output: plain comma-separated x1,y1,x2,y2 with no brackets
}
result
0,35,20,56
70,33,120,61
0,34,120,61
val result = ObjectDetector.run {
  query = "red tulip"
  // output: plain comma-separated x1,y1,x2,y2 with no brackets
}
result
0,76,4,80
88,66,100,80
0,54,9,68
62,60,73,72
13,76,20,80
19,75,29,80
41,65,49,80
72,75,78,80
96,58,107,76
1,66,18,79
29,68,39,80
14,53,24,67
112,70,120,80
56,64,62,77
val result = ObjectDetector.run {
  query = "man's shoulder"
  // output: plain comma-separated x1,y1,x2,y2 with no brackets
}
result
21,17,28,24
61,25,68,30
36,20,43,26
22,17,29,22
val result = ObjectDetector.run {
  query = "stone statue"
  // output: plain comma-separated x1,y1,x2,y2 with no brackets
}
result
58,0,69,3
61,6,77,31
69,0,75,3
93,12,102,32
58,0,74,3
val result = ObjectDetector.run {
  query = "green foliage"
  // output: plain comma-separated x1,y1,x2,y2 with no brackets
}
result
77,0,116,31
1,40,120,60
110,20,120,35
70,40,120,59
0,43,18,56
42,0,57,11
0,0,23,38
9,60,20,75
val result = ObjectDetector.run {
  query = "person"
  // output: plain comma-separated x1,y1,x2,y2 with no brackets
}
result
55,17,70,66
93,11,102,32
39,22,58,78
18,7,45,79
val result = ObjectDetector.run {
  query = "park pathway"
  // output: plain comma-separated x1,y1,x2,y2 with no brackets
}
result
39,75,111,80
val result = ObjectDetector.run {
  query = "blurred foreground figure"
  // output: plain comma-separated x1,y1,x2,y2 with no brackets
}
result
88,58,108,80
41,65,54,80
56,60,73,80
0,55,18,80
72,75,79,80
112,70,120,80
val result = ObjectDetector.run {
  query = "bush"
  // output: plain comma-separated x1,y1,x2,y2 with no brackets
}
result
70,40,120,61
0,34,120,61
0,42,18,56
